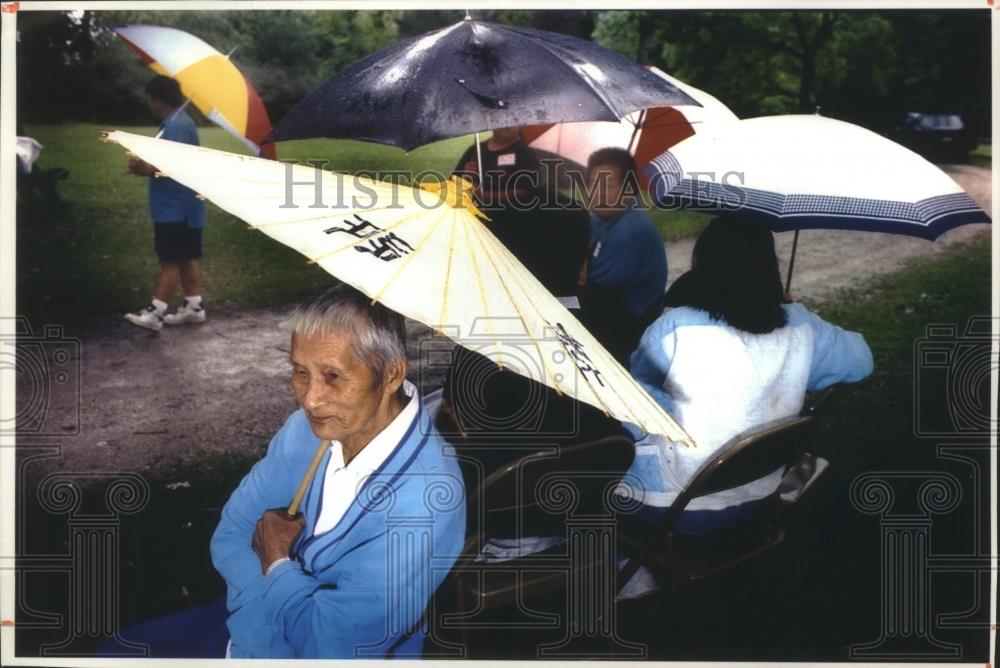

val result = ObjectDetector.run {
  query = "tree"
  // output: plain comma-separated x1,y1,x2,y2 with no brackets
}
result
16,7,990,136
766,12,838,113
18,11,109,122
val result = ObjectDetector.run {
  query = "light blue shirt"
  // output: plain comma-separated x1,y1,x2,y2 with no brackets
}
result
149,108,207,229
621,303,874,510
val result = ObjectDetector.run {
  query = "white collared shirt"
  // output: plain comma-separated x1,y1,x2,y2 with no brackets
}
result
312,380,419,535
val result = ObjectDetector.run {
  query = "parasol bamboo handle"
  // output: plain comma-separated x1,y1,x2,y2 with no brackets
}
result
287,439,330,517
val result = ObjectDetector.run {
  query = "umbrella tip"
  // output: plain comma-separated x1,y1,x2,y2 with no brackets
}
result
464,8,471,20
418,177,490,222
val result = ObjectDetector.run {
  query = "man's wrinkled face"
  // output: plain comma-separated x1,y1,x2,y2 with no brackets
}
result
289,330,388,443
586,163,627,219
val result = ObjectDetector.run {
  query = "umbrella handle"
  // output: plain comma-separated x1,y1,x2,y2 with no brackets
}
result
154,98,192,139
627,109,646,154
474,131,484,192
784,229,800,296
287,439,331,517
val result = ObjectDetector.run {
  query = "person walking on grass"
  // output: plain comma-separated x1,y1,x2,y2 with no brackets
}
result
124,75,207,332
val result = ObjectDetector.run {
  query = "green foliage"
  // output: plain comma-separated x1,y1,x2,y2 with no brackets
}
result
590,9,990,132
592,11,640,59
18,9,409,124
809,236,990,470
967,142,992,170
648,208,710,243
593,11,806,117
18,9,991,138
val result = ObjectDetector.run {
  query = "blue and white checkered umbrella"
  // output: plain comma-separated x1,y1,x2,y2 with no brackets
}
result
646,114,990,240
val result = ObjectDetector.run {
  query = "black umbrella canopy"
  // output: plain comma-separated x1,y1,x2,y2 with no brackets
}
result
265,18,700,151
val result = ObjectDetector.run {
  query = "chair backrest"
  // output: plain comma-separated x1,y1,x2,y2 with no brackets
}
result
662,415,817,528
465,435,635,543
803,384,840,417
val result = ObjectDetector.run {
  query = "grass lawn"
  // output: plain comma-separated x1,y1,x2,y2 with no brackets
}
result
770,234,992,659
805,235,991,472
967,141,992,170
18,123,711,324
646,199,710,241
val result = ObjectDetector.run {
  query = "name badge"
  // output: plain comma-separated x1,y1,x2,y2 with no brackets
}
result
557,296,581,310
497,153,516,166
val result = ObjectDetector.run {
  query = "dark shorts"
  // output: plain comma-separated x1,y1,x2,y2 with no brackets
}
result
154,222,202,263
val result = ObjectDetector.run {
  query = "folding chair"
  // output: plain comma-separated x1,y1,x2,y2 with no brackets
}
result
617,413,819,593
427,435,636,657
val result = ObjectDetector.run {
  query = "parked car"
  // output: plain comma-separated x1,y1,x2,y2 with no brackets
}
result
888,112,978,160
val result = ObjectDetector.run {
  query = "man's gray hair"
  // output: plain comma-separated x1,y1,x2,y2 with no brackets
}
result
283,283,408,388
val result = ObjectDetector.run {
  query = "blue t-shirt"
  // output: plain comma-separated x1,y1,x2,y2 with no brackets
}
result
149,109,207,229
588,204,667,317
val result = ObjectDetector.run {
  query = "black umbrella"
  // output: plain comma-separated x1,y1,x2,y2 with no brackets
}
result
265,17,700,150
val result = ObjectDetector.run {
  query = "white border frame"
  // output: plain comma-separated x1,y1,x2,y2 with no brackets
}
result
0,2,995,667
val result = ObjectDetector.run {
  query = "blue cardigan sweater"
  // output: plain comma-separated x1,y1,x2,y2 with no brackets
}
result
210,402,466,658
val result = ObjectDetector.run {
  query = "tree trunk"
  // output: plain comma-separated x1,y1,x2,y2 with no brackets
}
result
636,12,656,65
799,51,815,112
793,12,837,113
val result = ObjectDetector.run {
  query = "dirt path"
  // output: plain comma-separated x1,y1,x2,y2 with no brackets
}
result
19,165,992,480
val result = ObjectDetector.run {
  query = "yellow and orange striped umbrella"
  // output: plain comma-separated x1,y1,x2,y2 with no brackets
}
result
113,24,276,159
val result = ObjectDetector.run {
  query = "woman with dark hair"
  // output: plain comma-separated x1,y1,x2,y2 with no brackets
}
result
675,215,787,333
619,216,874,532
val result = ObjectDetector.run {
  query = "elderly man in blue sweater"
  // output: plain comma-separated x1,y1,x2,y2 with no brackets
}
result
579,148,668,364
211,284,466,658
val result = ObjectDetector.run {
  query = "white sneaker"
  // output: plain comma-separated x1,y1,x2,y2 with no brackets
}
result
164,301,207,326
124,305,164,331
